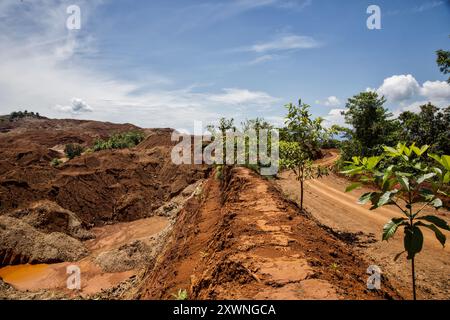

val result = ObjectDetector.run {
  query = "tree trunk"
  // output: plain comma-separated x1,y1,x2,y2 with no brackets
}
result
412,257,417,300
300,179,304,211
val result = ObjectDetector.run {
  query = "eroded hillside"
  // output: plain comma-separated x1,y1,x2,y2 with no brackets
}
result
0,117,401,300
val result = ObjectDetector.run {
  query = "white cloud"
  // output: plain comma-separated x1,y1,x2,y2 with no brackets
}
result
376,74,420,102
374,75,450,118
248,34,320,53
55,98,93,114
323,108,347,128
413,1,444,12
248,54,275,65
174,0,312,32
376,75,450,104
420,80,450,100
208,88,279,105
323,96,340,107
0,0,280,129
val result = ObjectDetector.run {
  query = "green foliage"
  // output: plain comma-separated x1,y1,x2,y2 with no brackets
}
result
339,91,398,160
207,117,276,174
50,158,62,167
9,110,41,121
279,141,314,176
284,99,326,159
279,101,328,210
93,131,145,151
64,143,84,160
215,165,223,180
398,104,450,155
436,49,450,83
342,143,450,299
171,289,188,300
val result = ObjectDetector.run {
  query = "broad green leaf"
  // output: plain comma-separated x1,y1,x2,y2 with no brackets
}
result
430,198,443,208
415,222,446,247
358,192,373,205
417,215,450,231
410,145,421,156
444,171,450,184
340,167,363,175
397,175,409,191
432,167,443,177
411,145,429,156
404,226,424,260
383,218,406,241
403,146,412,157
345,183,362,193
419,188,434,201
366,156,381,170
429,154,444,167
382,177,397,192
442,155,450,170
378,190,397,207
351,156,360,165
383,146,399,156
438,190,450,197
382,165,394,186
417,172,436,184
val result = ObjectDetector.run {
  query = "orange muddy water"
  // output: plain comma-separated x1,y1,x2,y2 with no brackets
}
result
0,216,169,295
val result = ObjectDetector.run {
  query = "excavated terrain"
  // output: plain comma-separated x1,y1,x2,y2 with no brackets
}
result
0,116,403,300
138,166,400,300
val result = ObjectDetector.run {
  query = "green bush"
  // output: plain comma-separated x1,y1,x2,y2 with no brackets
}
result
93,131,145,151
50,158,62,167
64,143,84,159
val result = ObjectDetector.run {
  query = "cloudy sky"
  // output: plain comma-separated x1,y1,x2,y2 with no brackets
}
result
0,0,449,131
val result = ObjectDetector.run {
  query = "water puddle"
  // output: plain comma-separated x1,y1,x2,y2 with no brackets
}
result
0,216,169,295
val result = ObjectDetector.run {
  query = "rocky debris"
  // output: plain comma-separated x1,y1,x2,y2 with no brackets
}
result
95,240,153,273
89,273,143,300
7,200,94,240
0,216,88,266
154,180,204,220
95,220,172,273
0,278,74,300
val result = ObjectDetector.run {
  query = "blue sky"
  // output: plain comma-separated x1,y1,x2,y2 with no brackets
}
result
0,0,449,130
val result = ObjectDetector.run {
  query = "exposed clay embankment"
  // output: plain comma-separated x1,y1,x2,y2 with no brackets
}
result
138,166,401,300
0,117,209,269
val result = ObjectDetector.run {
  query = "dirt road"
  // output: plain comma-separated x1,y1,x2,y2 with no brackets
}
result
276,170,450,300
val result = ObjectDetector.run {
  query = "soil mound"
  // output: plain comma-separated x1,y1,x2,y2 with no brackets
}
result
7,200,94,240
0,216,88,266
0,117,210,226
138,166,401,300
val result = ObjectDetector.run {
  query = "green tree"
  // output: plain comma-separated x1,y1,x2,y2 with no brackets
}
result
341,91,397,160
280,100,327,210
342,143,450,300
398,104,450,154
280,141,325,210
64,143,84,159
284,99,325,159
436,49,450,83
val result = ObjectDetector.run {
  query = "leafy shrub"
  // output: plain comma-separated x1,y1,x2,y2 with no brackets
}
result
342,143,449,300
9,110,41,121
93,131,145,151
50,158,62,167
64,143,84,159
171,289,188,300
214,165,223,180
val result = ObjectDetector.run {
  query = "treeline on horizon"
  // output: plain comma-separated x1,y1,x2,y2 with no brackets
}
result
208,49,450,168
